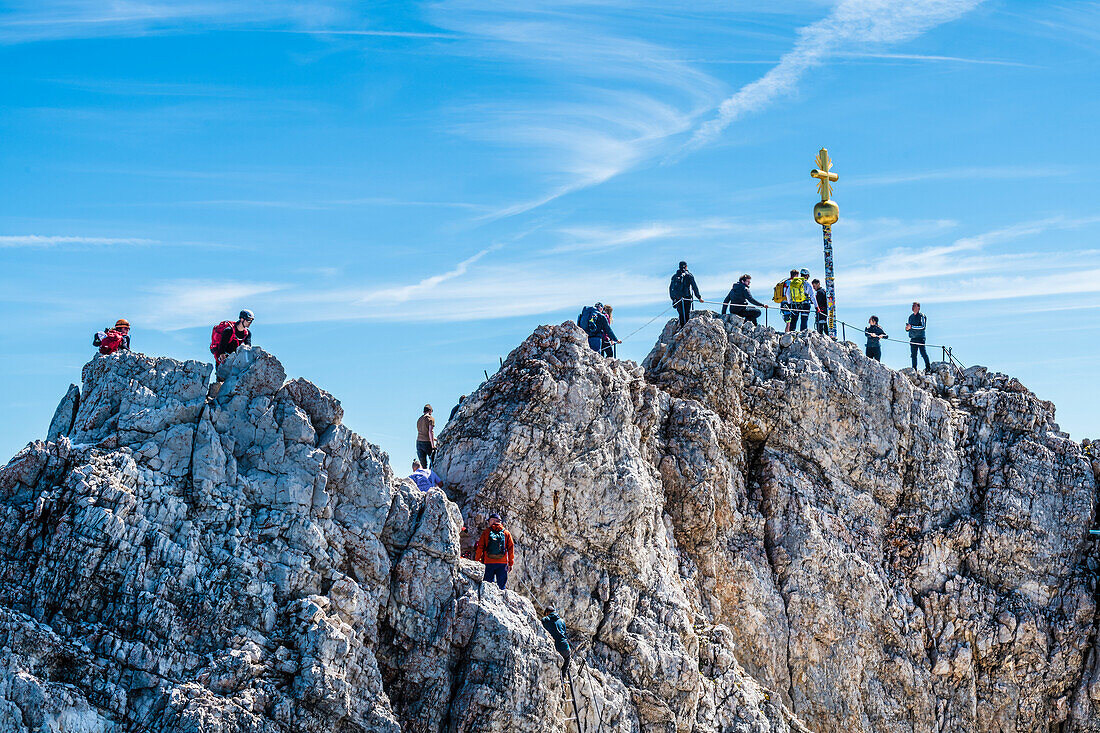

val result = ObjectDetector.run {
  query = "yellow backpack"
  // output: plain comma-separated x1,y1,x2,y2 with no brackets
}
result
790,277,808,303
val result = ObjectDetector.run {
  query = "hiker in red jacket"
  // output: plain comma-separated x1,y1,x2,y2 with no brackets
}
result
93,319,131,355
475,513,514,590
210,310,254,364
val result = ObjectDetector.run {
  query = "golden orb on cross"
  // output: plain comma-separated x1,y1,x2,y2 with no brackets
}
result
814,199,839,226
810,148,839,226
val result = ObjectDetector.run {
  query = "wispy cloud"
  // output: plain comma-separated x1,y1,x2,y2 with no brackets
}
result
688,0,985,149
0,235,158,247
118,196,489,211
143,279,285,330
431,1,728,219
835,51,1031,67
849,165,1076,187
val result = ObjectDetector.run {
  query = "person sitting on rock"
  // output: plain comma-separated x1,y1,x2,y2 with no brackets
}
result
93,319,131,355
541,607,571,675
475,513,514,590
211,310,253,364
408,459,442,492
416,405,436,468
721,274,765,325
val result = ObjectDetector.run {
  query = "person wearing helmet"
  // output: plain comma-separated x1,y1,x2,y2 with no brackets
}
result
211,309,254,364
93,318,131,355
783,268,812,332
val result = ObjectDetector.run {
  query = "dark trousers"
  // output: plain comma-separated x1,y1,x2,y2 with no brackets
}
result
600,341,614,358
674,299,693,326
484,562,508,590
727,305,761,325
785,304,808,331
910,341,930,370
556,644,571,675
588,336,602,353
866,346,881,361
815,315,828,335
416,440,433,468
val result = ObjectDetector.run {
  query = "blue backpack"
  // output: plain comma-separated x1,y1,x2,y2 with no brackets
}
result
577,306,601,336
486,529,507,558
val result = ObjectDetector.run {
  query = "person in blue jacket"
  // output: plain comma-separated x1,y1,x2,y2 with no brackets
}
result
541,607,571,674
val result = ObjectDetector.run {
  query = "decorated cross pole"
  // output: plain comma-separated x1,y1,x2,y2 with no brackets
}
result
810,148,840,339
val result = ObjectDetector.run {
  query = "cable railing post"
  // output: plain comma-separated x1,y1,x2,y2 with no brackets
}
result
841,322,846,342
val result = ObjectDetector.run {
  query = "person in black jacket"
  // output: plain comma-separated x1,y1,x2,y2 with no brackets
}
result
864,316,887,361
669,261,702,327
906,302,931,372
721,274,765,325
811,279,829,335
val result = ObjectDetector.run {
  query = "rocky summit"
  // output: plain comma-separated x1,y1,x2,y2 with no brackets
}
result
2,312,1099,732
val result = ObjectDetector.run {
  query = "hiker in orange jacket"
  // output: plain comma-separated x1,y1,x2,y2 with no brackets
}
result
475,512,514,590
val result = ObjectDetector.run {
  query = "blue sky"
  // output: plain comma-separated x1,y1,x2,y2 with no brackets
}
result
3,0,1099,466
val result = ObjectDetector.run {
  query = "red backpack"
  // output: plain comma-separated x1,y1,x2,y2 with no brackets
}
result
210,321,237,355
98,330,125,355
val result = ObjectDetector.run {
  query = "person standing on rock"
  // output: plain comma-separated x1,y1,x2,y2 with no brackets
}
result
783,269,811,332
600,305,621,357
721,274,765,325
669,261,702,327
408,460,442,492
416,405,436,468
475,513,514,590
93,319,131,355
905,302,931,372
864,316,887,361
811,279,829,335
211,310,253,365
541,607,571,675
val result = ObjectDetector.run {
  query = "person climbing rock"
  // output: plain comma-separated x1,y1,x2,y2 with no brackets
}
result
541,607,571,675
93,319,131,355
475,513,514,590
906,302,931,372
783,268,811,332
864,316,887,361
408,459,442,492
600,305,620,357
211,310,253,365
669,261,702,327
721,274,765,325
811,279,829,335
449,395,466,422
578,303,619,354
1083,438,1093,460
416,405,436,468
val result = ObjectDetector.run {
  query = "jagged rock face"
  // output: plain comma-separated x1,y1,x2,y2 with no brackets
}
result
0,348,562,732
437,313,1099,733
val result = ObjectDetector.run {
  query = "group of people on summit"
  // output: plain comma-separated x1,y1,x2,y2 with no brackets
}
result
669,262,936,372
92,310,255,365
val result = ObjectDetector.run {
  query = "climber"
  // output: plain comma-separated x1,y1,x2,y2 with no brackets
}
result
600,305,620,357
541,607,571,675
210,310,253,364
1083,438,1093,459
811,279,829,335
669,261,702,328
93,319,131,355
416,405,436,469
409,459,442,492
449,395,466,422
864,316,887,361
721,274,765,325
475,513,514,590
905,302,931,372
782,268,811,332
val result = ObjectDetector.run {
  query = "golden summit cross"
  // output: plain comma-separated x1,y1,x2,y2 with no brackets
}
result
810,148,838,202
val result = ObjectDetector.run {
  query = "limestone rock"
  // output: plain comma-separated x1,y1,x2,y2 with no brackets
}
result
46,384,79,442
